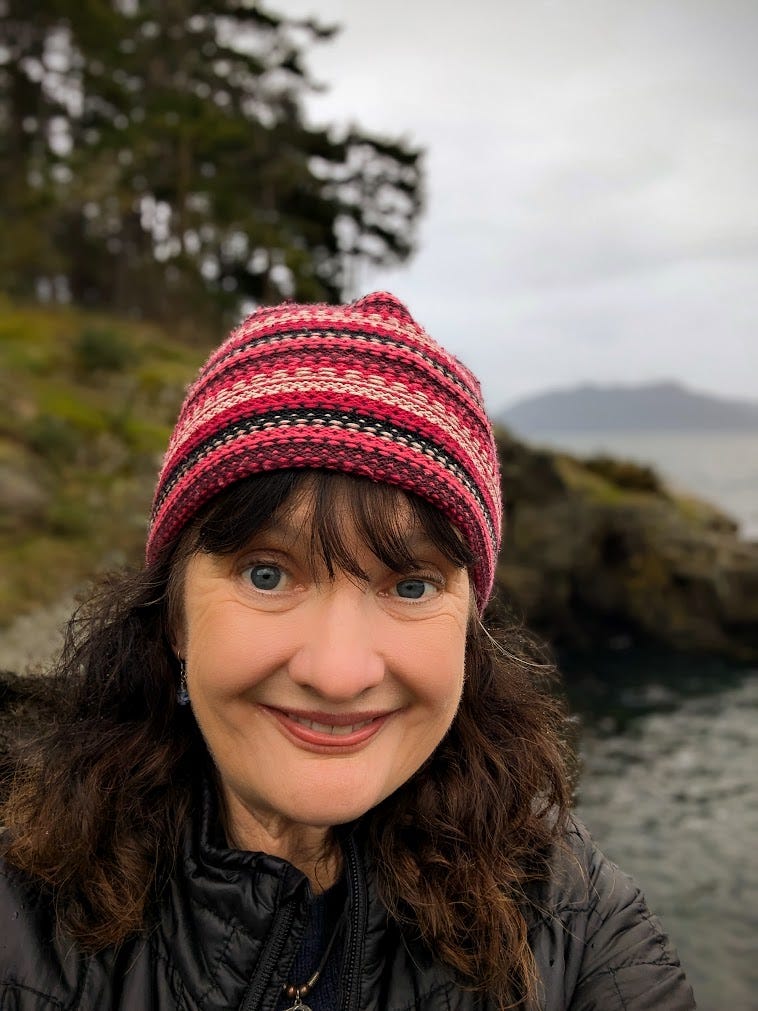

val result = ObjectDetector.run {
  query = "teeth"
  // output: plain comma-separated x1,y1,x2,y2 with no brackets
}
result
286,714,374,736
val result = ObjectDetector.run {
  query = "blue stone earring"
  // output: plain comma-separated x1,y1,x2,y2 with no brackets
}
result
176,658,190,706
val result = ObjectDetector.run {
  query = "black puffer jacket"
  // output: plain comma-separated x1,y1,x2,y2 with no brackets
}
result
0,792,695,1010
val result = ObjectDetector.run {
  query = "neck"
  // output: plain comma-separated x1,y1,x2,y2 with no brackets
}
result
220,787,342,892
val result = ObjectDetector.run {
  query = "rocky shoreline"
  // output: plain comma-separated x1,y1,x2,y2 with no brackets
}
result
0,594,78,674
491,430,758,662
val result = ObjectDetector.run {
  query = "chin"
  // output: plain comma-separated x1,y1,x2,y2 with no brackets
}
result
293,779,402,828
296,797,381,829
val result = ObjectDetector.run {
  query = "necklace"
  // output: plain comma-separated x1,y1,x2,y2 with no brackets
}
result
281,908,347,1011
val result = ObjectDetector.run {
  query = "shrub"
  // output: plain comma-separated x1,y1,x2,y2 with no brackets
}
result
27,415,80,465
583,455,663,494
73,327,139,375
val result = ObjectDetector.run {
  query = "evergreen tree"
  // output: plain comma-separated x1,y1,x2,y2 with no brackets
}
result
0,1,423,325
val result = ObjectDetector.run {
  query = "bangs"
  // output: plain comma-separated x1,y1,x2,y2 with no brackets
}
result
189,469,473,578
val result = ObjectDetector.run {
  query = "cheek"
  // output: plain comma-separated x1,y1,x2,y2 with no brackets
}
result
393,621,467,708
184,602,290,695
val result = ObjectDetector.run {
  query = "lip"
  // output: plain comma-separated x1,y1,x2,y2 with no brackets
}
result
261,705,394,751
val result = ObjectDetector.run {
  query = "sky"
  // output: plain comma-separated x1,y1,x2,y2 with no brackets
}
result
275,0,758,413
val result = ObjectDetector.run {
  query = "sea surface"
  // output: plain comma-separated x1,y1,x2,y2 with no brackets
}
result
534,429,758,1010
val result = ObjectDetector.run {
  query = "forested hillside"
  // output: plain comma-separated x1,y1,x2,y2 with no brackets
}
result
2,1,422,328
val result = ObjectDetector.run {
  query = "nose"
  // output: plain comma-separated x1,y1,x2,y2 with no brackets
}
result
287,581,386,701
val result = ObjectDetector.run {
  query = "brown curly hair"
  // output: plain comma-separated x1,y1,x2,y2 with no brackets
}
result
1,471,572,1008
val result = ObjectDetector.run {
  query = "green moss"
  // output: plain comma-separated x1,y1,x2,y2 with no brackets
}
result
673,492,737,533
0,536,88,625
26,415,82,464
0,298,209,626
583,455,663,494
0,306,74,375
113,415,173,455
136,360,194,405
73,326,141,375
554,455,626,503
37,390,109,434
554,453,670,509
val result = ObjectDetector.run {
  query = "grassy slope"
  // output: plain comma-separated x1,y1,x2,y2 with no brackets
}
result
0,298,207,625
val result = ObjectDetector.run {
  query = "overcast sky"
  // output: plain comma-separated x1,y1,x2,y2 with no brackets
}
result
275,0,758,412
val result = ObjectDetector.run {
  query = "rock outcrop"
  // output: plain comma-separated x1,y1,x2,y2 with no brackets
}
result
493,429,758,661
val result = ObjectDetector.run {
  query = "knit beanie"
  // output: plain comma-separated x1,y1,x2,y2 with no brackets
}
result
146,292,502,608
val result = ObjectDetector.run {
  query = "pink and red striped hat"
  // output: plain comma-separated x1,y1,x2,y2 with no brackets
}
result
146,292,502,608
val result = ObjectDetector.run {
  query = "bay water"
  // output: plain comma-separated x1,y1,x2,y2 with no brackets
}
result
534,429,758,1010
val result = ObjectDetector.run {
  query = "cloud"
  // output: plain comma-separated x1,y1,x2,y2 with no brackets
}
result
277,0,758,404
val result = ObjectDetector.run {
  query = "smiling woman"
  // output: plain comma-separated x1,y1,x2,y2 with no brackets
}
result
173,474,472,880
0,294,695,1010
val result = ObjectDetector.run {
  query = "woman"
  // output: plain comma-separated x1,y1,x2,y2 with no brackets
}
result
0,293,694,1009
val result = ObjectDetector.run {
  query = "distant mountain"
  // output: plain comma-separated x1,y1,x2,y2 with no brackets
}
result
498,381,758,434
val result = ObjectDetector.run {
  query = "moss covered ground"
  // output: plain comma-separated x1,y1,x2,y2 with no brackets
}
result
0,298,207,625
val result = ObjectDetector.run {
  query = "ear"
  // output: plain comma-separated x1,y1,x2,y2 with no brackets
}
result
165,540,192,660
167,578,187,660
169,614,187,660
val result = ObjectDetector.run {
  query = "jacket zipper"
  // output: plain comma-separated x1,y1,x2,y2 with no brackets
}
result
339,837,366,1011
239,888,298,1011
237,839,365,1011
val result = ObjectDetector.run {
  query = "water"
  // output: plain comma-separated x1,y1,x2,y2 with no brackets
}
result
527,428,758,540
564,654,758,1010
534,430,758,1008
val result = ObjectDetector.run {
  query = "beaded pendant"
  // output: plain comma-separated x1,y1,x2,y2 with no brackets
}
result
283,996,312,1011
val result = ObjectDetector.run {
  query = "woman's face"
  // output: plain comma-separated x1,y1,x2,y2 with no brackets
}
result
174,490,470,844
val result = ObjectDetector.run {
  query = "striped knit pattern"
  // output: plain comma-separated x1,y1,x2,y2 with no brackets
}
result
146,292,502,607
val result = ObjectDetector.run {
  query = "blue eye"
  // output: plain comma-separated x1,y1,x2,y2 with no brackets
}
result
248,564,283,591
395,578,430,599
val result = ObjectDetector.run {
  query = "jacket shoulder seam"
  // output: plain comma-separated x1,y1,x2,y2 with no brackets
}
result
146,934,193,1008
583,958,684,1011
586,891,674,964
584,956,684,975
185,894,256,937
150,898,261,1008
0,980,67,1009
393,979,457,1011
611,966,628,1011
195,920,241,1008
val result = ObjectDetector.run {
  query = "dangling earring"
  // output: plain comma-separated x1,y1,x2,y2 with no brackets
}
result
176,658,190,706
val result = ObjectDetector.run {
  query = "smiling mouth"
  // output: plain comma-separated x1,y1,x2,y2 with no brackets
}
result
285,713,376,736
263,706,392,749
